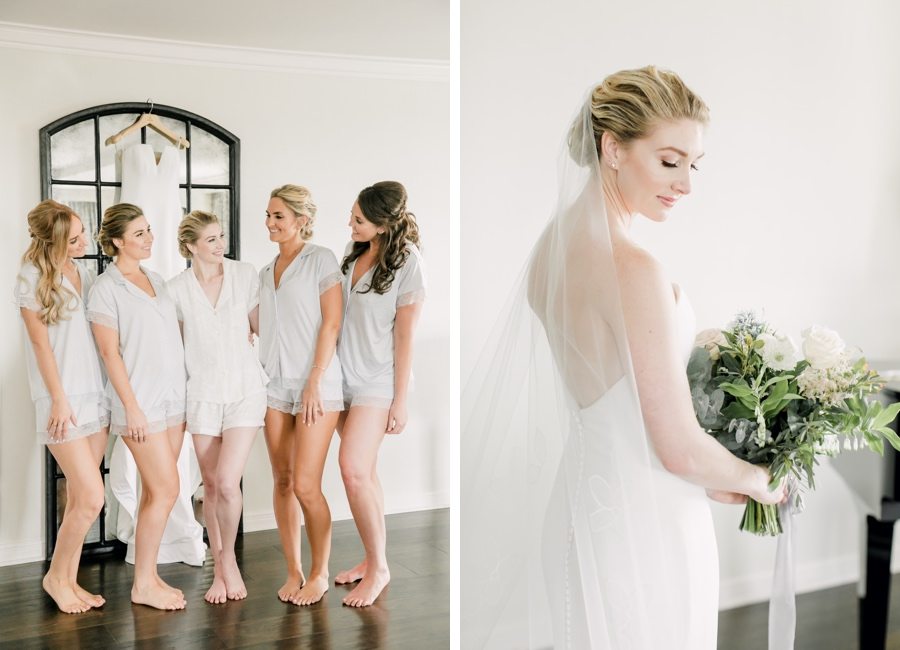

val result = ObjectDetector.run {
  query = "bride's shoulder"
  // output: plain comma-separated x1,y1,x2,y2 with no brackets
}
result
613,241,671,301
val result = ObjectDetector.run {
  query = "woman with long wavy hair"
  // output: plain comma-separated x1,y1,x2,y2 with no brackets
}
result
334,180,427,607
15,200,109,613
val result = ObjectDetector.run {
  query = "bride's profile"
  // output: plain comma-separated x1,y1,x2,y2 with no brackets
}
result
461,66,785,649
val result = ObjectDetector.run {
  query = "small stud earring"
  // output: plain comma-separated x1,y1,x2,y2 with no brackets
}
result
611,162,618,170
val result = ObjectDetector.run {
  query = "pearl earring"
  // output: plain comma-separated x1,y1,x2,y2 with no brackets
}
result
611,162,618,170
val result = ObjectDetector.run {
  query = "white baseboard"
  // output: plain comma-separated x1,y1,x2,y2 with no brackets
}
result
719,553,860,610
0,541,44,566
242,491,449,534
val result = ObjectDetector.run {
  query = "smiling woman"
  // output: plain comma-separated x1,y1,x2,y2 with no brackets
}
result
462,66,784,649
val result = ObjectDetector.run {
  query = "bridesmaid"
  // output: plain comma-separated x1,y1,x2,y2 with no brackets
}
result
15,200,109,614
168,210,268,604
258,185,344,605
335,181,426,607
87,203,187,610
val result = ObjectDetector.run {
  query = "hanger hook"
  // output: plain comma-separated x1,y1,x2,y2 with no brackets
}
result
146,98,154,115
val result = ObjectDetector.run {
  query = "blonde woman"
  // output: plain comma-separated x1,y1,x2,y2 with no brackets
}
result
15,200,109,614
168,210,268,604
258,185,344,605
336,181,426,607
87,203,187,611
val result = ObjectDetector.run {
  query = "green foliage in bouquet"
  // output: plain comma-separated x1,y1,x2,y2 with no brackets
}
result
688,312,900,535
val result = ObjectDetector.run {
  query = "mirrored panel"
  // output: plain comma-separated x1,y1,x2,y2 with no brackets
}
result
51,185,99,256
191,188,232,254
50,119,95,181
99,113,141,182
191,127,230,185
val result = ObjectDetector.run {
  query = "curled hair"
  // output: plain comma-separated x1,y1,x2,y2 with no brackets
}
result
97,203,144,257
177,210,220,258
570,65,710,163
340,181,421,295
270,184,316,241
20,200,79,325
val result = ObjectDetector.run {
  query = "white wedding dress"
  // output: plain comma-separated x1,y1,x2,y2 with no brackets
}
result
541,292,718,649
462,98,718,649
104,142,206,566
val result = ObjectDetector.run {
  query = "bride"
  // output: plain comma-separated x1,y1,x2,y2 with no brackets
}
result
461,66,786,648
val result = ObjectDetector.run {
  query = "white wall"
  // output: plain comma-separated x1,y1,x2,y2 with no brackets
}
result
0,29,450,564
461,0,900,608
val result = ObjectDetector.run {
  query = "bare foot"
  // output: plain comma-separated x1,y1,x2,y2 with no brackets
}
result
277,573,306,602
131,583,186,611
342,568,390,607
335,559,367,585
155,575,184,599
73,583,105,608
204,572,228,605
221,555,247,601
42,574,91,614
290,575,329,606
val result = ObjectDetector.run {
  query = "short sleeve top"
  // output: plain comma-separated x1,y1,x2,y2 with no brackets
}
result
257,244,344,391
338,242,426,389
86,263,186,414
167,259,268,403
14,260,105,402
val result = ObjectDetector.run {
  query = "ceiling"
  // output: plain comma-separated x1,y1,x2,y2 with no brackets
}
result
0,0,450,60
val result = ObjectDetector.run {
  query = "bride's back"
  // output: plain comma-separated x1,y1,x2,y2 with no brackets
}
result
526,185,626,408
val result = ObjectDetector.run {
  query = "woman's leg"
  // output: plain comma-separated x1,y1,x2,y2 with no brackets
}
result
333,410,366,585
65,428,109,607
124,428,185,610
44,436,106,614
338,406,391,607
192,433,225,604
214,426,259,600
290,411,339,606
264,407,304,601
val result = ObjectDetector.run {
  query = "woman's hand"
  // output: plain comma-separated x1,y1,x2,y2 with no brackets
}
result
705,489,747,505
47,397,78,443
125,405,149,442
299,380,324,426
386,399,408,435
747,465,788,505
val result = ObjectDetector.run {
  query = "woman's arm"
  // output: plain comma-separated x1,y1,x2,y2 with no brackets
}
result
20,308,76,440
91,322,148,441
248,305,260,337
617,245,781,504
387,301,423,434
300,284,342,425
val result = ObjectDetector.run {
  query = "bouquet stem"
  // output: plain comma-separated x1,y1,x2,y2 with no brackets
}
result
740,498,782,536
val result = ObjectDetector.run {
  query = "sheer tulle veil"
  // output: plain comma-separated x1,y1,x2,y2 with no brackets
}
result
461,93,691,648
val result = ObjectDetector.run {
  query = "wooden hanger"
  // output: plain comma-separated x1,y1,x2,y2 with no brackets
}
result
104,100,190,149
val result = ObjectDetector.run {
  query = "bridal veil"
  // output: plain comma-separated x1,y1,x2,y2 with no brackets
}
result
461,90,694,648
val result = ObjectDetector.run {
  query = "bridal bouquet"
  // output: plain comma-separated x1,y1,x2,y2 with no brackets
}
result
688,312,900,536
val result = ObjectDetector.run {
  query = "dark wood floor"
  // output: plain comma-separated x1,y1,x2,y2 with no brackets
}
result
718,576,900,650
0,509,449,649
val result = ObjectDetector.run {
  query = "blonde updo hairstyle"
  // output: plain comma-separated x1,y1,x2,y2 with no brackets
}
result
97,203,144,257
177,210,220,258
20,199,80,325
270,184,316,241
570,65,710,165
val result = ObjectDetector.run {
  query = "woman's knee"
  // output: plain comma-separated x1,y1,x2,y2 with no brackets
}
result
71,481,105,520
293,475,324,506
271,467,294,496
217,474,243,503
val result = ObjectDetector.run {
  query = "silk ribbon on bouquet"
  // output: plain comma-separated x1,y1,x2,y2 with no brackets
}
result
769,479,803,650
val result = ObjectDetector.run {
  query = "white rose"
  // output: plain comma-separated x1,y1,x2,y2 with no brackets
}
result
758,332,800,371
694,328,727,360
802,325,846,370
